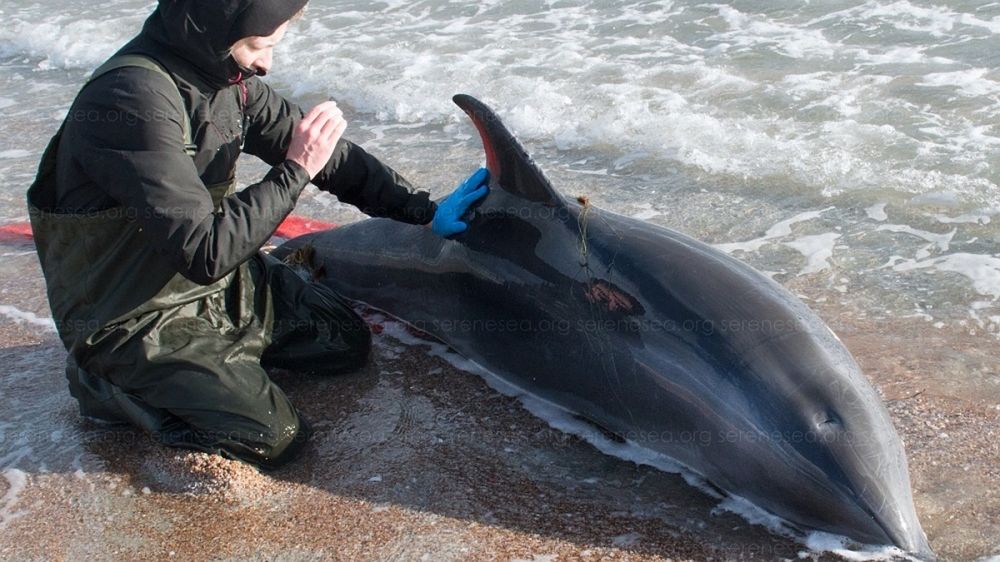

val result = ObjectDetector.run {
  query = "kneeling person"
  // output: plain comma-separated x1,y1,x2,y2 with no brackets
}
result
27,0,488,469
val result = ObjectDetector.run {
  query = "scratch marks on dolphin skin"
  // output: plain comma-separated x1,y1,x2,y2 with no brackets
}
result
582,280,644,316
583,281,631,313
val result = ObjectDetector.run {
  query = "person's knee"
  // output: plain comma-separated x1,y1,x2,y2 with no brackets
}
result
192,410,312,470
163,375,312,470
261,415,313,469
236,415,312,470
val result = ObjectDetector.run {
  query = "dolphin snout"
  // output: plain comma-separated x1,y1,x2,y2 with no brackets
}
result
866,498,934,559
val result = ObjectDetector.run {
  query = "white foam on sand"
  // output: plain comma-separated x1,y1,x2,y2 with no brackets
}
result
934,208,997,225
712,495,792,536
908,191,964,207
0,305,57,332
801,532,915,562
783,233,842,275
865,203,888,221
610,532,642,547
876,224,955,253
715,208,833,254
0,149,31,159
893,253,1000,300
0,468,28,530
629,203,662,221
718,496,922,561
1,251,36,258
510,555,557,562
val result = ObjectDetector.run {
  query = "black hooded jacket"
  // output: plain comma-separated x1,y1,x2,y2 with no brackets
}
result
38,0,437,285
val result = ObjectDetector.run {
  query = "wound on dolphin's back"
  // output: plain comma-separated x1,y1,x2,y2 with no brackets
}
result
581,279,644,316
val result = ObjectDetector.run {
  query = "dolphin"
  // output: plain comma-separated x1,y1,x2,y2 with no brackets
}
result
274,95,932,557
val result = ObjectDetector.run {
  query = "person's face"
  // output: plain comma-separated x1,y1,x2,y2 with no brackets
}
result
230,21,290,76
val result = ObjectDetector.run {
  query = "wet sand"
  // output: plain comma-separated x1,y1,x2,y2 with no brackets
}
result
0,237,998,561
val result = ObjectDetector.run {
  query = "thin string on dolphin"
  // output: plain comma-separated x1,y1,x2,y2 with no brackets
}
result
577,194,593,269
568,194,644,422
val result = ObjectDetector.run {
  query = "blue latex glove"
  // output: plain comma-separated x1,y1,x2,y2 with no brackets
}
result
431,167,490,237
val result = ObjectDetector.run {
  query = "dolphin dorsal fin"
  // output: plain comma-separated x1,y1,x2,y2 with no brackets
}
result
453,94,565,207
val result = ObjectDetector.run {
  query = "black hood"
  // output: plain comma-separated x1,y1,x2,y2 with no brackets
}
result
118,0,308,90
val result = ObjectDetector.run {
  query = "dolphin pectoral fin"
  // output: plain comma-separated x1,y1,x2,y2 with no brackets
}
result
453,94,566,207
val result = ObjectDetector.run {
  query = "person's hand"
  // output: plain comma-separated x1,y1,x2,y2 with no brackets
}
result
432,168,490,237
287,101,347,179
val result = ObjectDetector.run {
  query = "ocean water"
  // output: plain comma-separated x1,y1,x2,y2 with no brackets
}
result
0,1,998,557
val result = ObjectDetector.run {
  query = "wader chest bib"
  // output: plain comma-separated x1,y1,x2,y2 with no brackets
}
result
29,55,240,355
27,55,371,468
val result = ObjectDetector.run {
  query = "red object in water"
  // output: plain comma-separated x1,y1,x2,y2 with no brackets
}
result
274,215,337,239
0,222,33,242
1,215,335,243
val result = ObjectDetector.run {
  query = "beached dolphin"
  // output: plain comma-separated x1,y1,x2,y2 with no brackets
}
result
274,95,932,556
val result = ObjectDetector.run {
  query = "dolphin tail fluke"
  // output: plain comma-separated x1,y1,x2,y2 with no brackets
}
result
453,94,565,206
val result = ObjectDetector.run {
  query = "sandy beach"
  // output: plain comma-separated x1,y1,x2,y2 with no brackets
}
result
1,232,997,562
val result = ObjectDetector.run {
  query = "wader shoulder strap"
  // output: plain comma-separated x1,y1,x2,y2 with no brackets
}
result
88,55,195,156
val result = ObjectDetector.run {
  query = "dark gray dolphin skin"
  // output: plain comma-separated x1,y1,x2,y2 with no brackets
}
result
274,95,933,557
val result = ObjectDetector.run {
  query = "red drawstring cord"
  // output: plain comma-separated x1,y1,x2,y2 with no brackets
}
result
228,72,249,106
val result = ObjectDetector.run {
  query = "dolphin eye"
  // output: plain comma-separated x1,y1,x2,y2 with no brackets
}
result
815,411,842,429
808,412,844,444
